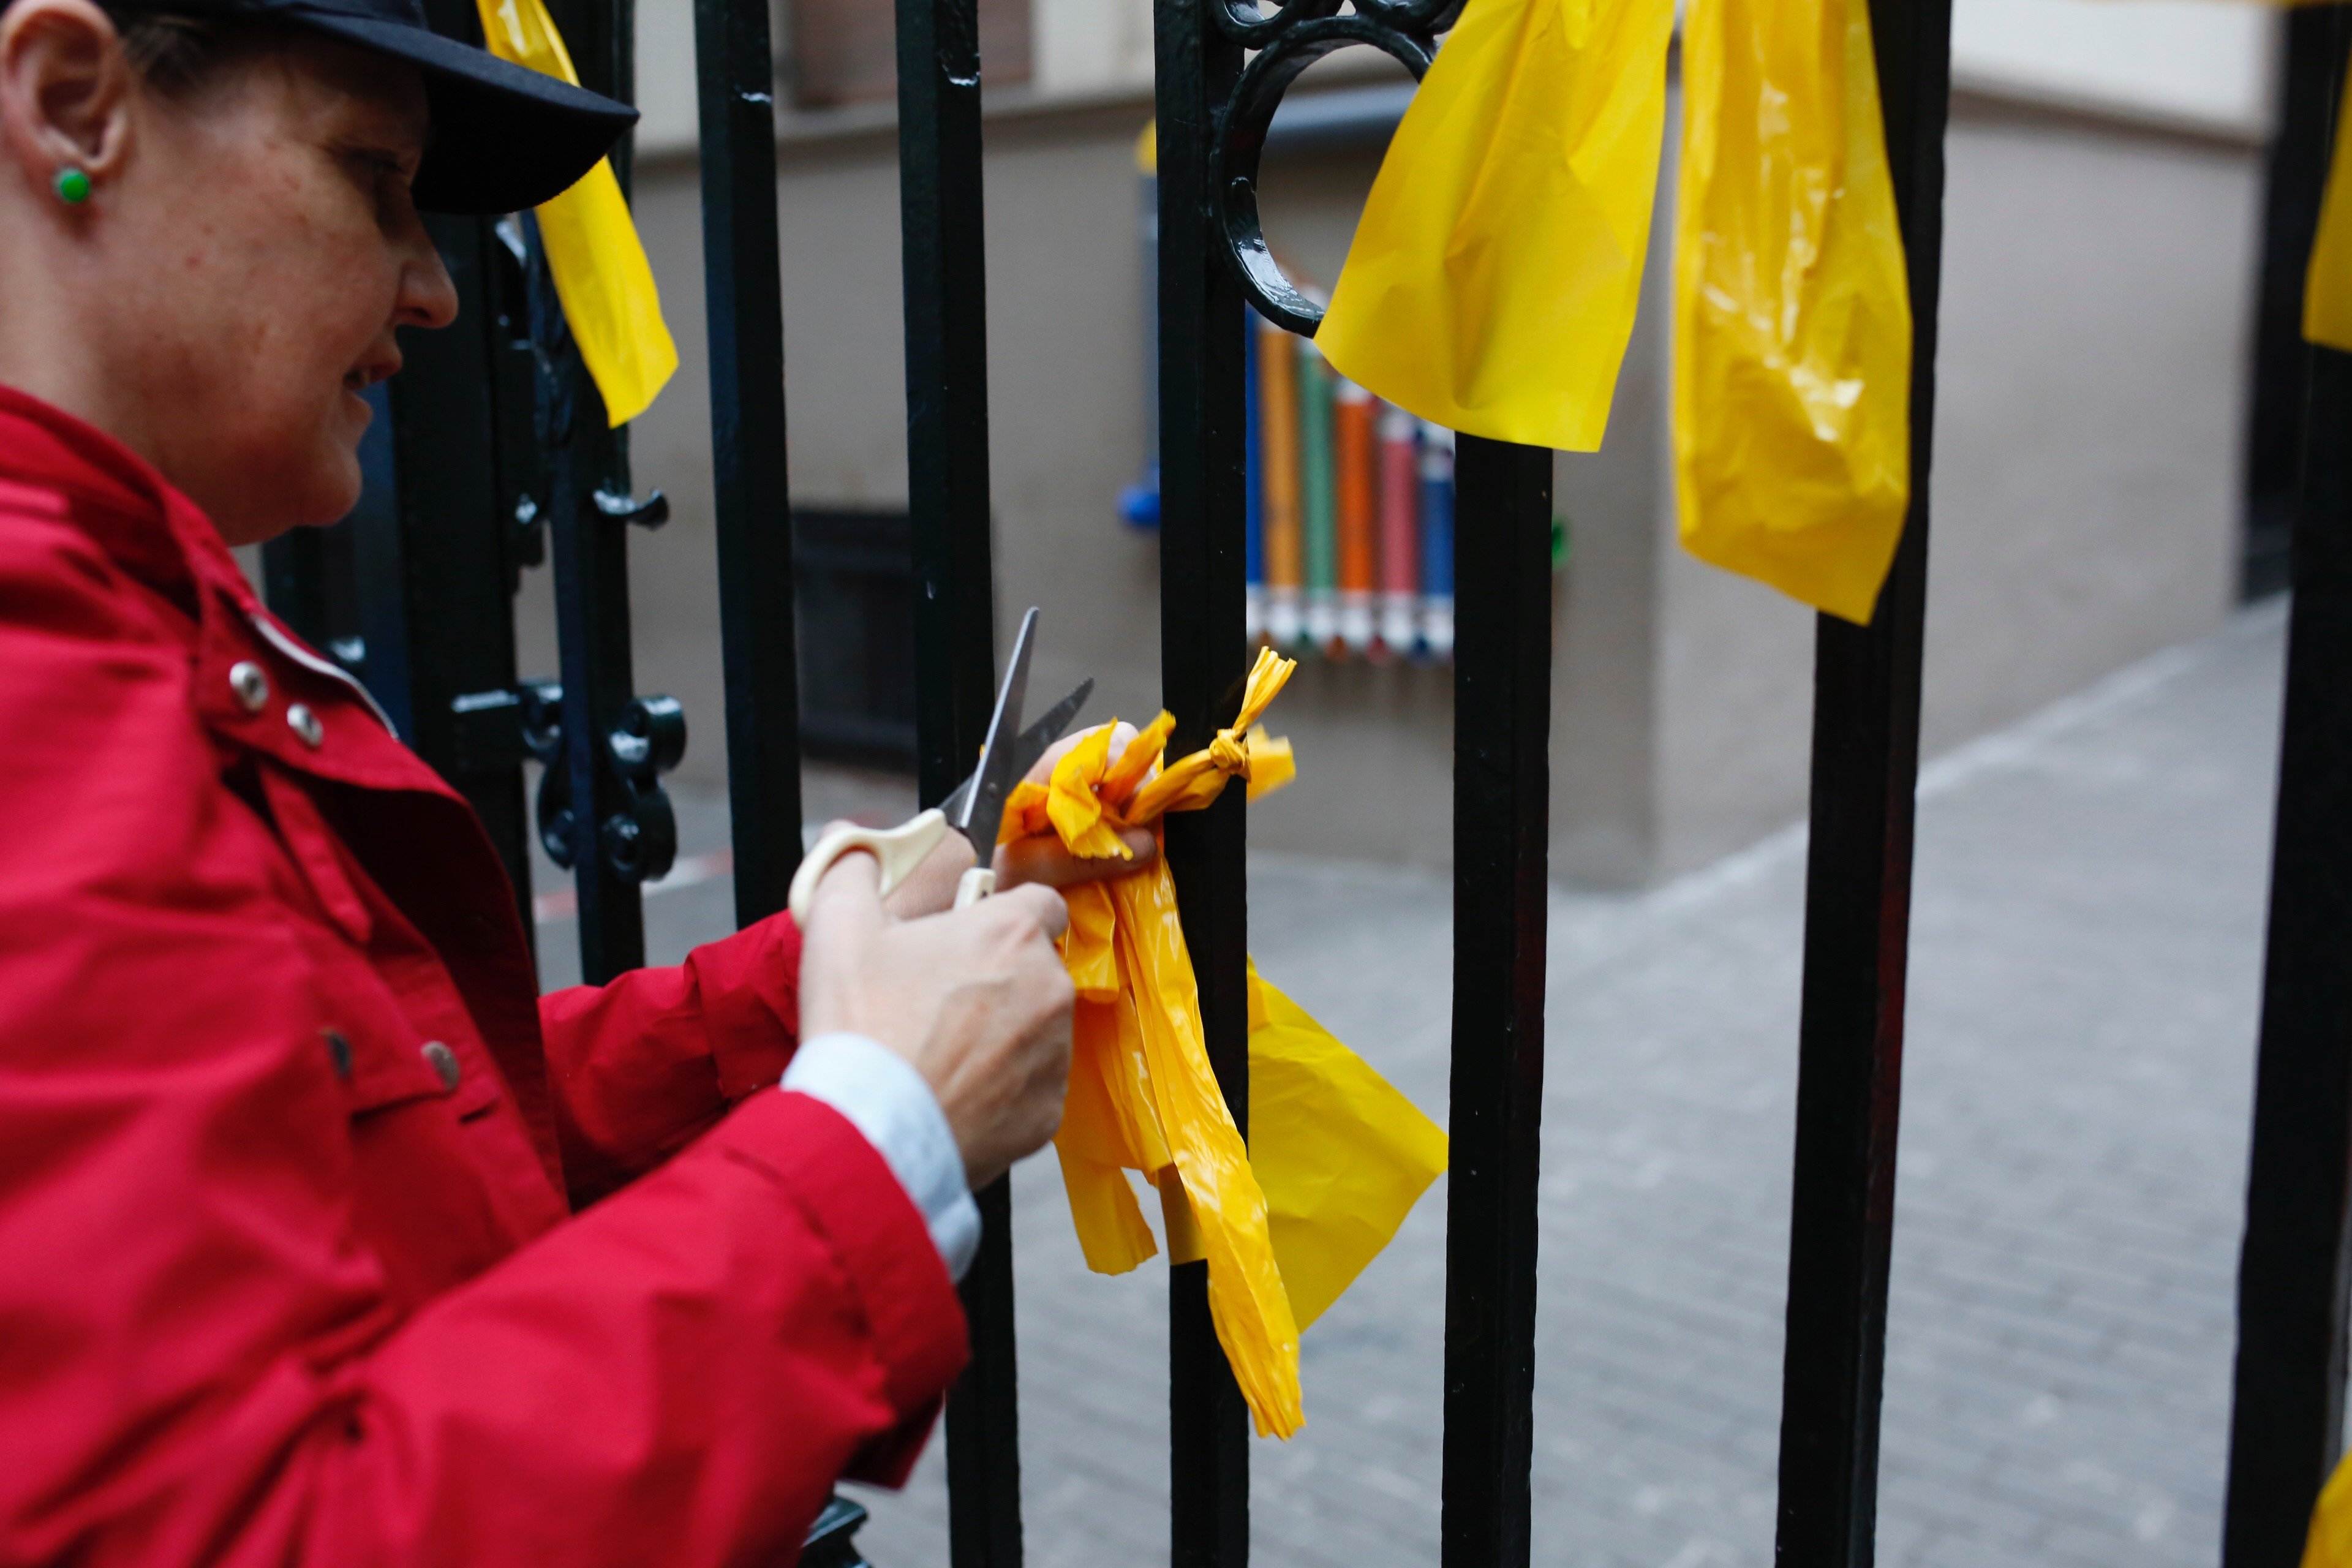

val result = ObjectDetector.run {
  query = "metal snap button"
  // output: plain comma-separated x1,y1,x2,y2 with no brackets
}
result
322,1028,353,1082
287,703,324,749
421,1040,460,1093
228,660,270,713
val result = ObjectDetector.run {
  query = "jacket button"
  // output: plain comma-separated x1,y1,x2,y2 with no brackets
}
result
322,1029,354,1082
287,703,325,748
421,1041,461,1093
228,661,270,712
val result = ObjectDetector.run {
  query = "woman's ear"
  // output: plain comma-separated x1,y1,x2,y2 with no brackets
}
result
0,0,135,200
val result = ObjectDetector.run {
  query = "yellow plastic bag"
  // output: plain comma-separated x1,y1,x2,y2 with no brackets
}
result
1315,0,1676,452
475,0,679,426
1247,965,1447,1332
2307,42,2352,353
1673,0,1912,626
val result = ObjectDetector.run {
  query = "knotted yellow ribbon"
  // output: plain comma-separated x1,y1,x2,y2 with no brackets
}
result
474,0,679,426
1000,649,1304,1437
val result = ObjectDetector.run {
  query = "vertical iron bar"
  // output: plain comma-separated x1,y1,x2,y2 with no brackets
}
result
545,379,647,978
692,24,873,1565
1438,437,1555,1568
893,2,1017,1565
1154,2,1250,1564
1771,1,1951,1562
693,0,803,923
545,0,647,984
2242,10,2351,600
380,206,538,924
2224,19,2352,1561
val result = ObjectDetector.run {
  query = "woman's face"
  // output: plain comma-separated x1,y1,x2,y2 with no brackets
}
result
120,35,458,541
0,6,458,542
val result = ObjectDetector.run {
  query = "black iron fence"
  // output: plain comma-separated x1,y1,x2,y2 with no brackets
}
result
259,1,2352,1564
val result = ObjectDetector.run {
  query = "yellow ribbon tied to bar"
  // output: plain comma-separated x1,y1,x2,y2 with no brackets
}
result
1673,0,1912,625
475,0,679,426
1315,0,1676,452
1000,648,1446,1438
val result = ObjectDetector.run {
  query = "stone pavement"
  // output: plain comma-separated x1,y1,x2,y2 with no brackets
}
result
538,601,2288,1567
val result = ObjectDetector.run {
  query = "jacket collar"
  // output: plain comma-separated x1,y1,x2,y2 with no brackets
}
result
0,380,261,622
0,381,443,797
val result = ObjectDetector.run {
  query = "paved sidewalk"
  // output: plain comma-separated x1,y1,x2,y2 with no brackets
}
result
542,602,2288,1567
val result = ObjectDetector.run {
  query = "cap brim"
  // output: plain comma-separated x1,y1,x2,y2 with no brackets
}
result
275,5,638,214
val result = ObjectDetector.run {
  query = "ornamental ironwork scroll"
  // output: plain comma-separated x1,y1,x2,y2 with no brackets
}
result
1207,0,1460,334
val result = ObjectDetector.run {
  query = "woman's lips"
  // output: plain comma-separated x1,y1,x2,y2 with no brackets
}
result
342,358,401,393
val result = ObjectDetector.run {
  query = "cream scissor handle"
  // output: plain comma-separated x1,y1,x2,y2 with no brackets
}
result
788,809,951,925
953,865,996,909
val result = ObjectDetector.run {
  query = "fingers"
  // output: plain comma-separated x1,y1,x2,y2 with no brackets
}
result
991,825,1158,891
880,821,979,919
991,880,1070,942
805,845,888,941
1027,720,1141,785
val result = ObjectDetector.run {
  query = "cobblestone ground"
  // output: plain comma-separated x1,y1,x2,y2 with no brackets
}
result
540,603,2286,1568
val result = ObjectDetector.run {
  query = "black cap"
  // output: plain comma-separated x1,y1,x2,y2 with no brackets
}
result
243,0,636,213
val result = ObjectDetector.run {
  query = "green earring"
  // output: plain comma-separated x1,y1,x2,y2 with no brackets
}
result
53,167,91,205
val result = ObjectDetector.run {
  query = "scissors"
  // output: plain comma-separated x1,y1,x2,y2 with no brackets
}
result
786,607,1091,924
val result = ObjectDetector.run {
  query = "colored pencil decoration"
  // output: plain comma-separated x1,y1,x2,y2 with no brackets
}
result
1333,377,1379,656
1418,422,1456,659
1245,315,1266,643
1258,315,1305,647
1204,304,1458,665
1378,404,1420,655
1298,338,1339,652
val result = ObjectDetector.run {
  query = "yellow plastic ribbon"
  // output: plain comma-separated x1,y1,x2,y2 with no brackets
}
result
2307,41,2352,353
1673,0,1912,626
1314,0,1676,451
475,0,679,426
1001,649,1304,1437
1003,649,1446,1437
1246,965,1447,1332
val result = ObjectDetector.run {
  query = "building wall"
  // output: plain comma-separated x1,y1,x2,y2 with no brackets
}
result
1647,97,2256,876
526,63,2262,885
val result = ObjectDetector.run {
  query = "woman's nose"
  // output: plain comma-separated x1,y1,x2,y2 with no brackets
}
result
399,233,461,331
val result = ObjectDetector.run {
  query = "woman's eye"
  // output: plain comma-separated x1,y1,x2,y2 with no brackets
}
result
342,148,413,185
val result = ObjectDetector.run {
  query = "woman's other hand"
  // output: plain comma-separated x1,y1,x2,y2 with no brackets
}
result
992,722,1157,891
800,854,1074,1189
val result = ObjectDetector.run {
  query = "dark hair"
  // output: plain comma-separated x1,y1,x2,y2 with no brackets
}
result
108,0,289,93
0,0,279,94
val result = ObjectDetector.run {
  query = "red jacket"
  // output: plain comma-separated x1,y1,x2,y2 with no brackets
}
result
0,383,967,1567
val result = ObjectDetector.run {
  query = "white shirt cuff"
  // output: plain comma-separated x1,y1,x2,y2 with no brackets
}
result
781,1032,981,1281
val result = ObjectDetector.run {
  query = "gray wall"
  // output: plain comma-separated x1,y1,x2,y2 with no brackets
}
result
1649,99,2252,875
530,89,2255,886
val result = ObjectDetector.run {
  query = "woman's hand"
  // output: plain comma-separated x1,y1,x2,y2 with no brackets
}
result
799,853,1075,1189
992,723,1157,891
870,723,1158,919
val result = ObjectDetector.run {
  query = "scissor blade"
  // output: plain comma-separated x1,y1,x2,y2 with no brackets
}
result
938,677,1092,824
946,607,1038,852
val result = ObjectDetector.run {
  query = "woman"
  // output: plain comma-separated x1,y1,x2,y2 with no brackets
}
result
0,0,1149,1560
